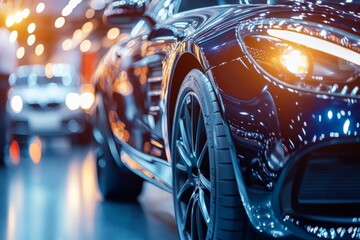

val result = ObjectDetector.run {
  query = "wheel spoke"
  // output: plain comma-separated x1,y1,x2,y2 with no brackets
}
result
183,191,197,234
190,95,199,155
179,118,192,157
199,173,211,192
176,140,192,168
175,162,187,172
198,188,210,224
197,141,208,169
191,195,199,240
177,179,194,203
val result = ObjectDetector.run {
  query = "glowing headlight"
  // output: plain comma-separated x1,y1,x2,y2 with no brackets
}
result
80,92,95,110
280,48,309,76
10,95,23,113
65,92,80,110
238,18,360,97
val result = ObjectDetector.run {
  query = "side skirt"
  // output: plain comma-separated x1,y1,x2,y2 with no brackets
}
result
118,139,173,192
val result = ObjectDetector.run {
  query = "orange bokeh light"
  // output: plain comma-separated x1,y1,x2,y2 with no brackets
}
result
9,140,20,165
29,137,42,164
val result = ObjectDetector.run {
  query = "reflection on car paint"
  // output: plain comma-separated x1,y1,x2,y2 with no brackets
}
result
94,0,360,239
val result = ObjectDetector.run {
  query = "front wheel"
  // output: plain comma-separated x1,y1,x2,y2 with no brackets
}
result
171,69,256,239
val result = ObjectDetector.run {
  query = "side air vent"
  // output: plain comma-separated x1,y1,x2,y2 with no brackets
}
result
145,54,163,116
288,143,360,218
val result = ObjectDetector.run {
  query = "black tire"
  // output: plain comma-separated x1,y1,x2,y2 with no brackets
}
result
95,103,143,201
96,137,143,201
171,69,258,239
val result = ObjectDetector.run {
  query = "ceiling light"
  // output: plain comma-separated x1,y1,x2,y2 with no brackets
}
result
9,31,18,43
62,39,73,51
6,15,15,28
16,47,25,59
28,23,36,34
22,8,30,18
27,34,36,46
36,2,45,13
35,44,44,56
107,28,120,40
82,21,94,33
85,9,95,19
55,17,66,28
80,40,91,52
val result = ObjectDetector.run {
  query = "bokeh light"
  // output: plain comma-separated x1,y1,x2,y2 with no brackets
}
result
82,21,94,33
22,8,30,19
27,23,36,34
6,15,15,27
16,47,25,59
36,2,45,13
107,28,120,40
9,31,18,43
62,39,73,51
29,136,42,164
9,140,20,166
73,29,83,41
27,34,36,46
45,63,55,78
14,11,23,23
55,17,66,29
80,39,91,52
85,8,95,19
35,44,44,56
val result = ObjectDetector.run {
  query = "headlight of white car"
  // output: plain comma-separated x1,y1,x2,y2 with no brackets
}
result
65,92,80,110
66,91,95,111
10,95,23,113
80,92,95,111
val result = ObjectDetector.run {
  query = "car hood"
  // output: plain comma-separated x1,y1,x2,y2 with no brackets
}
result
164,2,359,69
167,2,359,40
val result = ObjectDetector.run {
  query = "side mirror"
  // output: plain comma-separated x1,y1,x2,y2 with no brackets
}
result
103,0,149,28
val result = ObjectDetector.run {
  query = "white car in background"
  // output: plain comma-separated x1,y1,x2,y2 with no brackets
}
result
7,64,94,143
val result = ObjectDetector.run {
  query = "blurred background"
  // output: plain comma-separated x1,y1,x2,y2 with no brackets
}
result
1,0,119,79
0,1,178,239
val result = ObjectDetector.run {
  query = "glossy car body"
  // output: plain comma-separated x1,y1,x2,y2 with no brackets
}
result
94,0,360,239
7,64,94,138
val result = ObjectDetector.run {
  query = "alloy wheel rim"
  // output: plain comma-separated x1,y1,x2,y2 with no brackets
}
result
173,93,211,240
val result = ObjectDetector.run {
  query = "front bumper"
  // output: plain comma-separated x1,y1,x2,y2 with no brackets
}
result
221,86,360,239
7,102,90,136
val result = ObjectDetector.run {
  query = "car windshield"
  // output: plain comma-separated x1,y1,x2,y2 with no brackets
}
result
13,76,76,87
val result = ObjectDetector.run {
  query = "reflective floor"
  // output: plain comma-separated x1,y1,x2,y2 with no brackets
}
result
1,137,179,240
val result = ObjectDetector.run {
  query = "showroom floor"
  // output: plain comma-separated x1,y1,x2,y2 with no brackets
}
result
0,137,179,240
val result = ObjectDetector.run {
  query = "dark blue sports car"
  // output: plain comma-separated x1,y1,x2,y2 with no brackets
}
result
93,0,360,239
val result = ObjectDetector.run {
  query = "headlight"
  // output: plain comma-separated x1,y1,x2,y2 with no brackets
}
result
280,47,309,76
237,19,360,97
80,83,95,111
80,92,95,110
65,92,80,110
10,95,23,113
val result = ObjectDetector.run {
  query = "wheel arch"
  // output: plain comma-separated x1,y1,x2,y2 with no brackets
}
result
167,52,204,141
